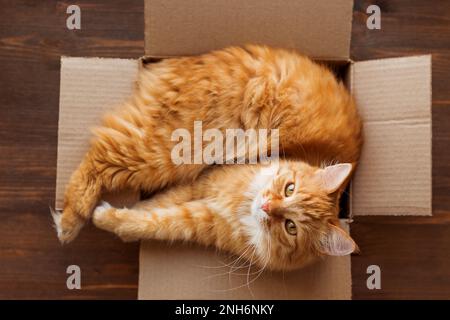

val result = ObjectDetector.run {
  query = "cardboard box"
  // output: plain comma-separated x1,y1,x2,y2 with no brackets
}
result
55,0,431,299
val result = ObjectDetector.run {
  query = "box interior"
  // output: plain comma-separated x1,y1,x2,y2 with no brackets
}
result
324,61,352,219
350,56,432,216
56,56,352,299
55,55,431,300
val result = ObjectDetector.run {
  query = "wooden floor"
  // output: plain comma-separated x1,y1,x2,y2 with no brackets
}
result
0,0,449,299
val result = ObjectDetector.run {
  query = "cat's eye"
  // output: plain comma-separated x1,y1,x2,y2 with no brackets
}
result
284,183,295,197
285,219,297,236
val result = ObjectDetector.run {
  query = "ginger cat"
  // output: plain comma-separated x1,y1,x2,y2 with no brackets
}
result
53,45,362,247
92,160,357,271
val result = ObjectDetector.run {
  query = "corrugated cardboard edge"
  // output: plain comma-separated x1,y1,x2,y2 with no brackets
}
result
350,55,432,216
144,0,353,60
138,221,351,300
55,56,140,210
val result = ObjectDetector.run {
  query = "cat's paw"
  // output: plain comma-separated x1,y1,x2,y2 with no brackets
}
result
50,207,84,244
95,201,112,214
92,201,114,229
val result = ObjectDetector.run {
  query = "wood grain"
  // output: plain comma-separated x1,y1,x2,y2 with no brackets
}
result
0,0,449,299
351,0,450,299
0,0,143,299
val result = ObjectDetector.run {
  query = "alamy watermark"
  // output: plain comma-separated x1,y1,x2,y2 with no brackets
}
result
66,5,81,30
171,121,280,166
366,265,381,290
66,265,81,290
366,5,381,30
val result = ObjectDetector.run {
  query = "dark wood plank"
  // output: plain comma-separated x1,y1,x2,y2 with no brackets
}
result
351,215,450,299
351,0,450,299
0,0,143,299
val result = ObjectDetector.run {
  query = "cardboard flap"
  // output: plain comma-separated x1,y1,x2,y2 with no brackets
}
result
350,56,432,216
55,57,140,209
144,0,353,59
139,221,351,299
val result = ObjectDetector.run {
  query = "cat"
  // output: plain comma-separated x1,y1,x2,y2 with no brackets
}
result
92,160,357,271
53,45,362,244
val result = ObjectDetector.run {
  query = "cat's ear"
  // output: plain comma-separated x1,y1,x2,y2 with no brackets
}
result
320,223,357,256
315,163,352,194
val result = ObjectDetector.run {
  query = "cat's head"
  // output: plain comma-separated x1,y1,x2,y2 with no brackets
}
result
244,161,357,271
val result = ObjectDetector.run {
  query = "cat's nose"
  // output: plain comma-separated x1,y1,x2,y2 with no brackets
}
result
261,201,271,214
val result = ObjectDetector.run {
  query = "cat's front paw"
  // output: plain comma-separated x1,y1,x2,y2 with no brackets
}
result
94,200,112,214
92,201,115,231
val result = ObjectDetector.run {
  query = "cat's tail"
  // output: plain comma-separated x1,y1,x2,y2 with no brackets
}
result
52,153,102,244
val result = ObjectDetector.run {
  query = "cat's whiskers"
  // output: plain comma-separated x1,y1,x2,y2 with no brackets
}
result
246,228,262,287
200,243,256,281
195,243,253,270
229,243,255,273
195,259,251,270
206,228,263,293
212,230,271,294
244,229,262,298
246,232,271,288
200,261,256,281
227,243,257,286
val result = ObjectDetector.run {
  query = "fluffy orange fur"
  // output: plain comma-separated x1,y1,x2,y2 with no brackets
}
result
54,45,363,269
92,160,356,271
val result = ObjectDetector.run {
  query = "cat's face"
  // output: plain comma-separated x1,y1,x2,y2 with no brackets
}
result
245,161,357,271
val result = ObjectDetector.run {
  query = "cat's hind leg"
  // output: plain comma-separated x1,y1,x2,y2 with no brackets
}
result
54,121,144,243
53,152,102,243
53,108,152,244
53,106,205,244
